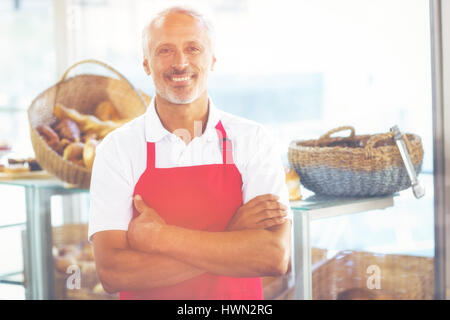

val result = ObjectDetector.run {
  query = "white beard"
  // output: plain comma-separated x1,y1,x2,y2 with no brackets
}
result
152,70,210,105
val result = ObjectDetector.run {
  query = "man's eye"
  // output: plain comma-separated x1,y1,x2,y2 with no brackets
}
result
187,47,200,53
158,48,171,55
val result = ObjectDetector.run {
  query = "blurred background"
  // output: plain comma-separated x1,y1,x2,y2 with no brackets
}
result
0,0,437,299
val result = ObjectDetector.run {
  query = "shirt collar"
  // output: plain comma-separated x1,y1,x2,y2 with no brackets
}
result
145,96,221,143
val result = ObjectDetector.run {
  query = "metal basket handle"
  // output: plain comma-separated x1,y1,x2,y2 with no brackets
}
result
53,59,147,110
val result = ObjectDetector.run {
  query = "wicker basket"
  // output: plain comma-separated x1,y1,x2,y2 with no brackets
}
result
312,250,434,300
28,59,151,189
288,126,424,197
52,224,118,300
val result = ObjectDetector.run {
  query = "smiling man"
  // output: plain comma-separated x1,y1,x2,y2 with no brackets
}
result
88,6,292,300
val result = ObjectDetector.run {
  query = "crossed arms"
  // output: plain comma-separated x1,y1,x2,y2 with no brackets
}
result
92,194,292,293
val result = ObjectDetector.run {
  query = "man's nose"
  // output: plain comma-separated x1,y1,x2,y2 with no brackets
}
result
172,51,189,70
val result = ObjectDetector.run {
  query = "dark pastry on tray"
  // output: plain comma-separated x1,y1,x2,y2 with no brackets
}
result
27,158,42,171
8,158,27,165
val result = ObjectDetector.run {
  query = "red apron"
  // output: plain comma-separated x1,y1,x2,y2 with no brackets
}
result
120,120,263,300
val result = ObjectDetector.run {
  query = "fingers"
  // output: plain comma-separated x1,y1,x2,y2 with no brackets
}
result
253,200,287,212
133,194,149,214
259,209,288,220
245,194,280,208
258,216,289,229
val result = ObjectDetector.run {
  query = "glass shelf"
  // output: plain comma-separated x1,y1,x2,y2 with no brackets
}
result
0,177,88,192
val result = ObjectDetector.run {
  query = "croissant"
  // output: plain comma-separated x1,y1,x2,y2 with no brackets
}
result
95,101,120,122
54,118,80,142
83,138,99,170
37,125,60,150
54,104,124,139
63,142,85,164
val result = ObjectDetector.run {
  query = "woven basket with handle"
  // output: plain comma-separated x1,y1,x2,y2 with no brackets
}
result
312,250,434,300
28,59,151,189
288,126,424,197
52,224,118,300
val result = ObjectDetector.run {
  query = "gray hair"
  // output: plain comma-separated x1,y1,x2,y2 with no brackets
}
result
142,6,215,58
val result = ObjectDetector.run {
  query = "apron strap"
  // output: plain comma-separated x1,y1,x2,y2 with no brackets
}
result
215,120,234,165
146,120,233,169
146,142,156,169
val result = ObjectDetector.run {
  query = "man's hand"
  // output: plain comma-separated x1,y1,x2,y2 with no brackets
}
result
226,194,289,231
127,194,166,253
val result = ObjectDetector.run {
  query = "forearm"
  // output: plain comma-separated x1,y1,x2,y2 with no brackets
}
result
93,231,205,293
150,223,290,278
99,249,204,293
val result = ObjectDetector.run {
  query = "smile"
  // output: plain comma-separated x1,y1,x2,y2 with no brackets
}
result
172,76,191,82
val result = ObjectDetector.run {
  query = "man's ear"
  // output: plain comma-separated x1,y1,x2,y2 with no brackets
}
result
143,58,151,76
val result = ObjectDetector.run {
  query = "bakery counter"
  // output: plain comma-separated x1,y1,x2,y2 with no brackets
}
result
0,178,88,299
290,190,395,300
0,178,394,300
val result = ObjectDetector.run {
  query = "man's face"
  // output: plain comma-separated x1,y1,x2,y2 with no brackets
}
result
143,13,216,105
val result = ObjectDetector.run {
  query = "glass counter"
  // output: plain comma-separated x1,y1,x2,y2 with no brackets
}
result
290,189,394,300
0,177,395,300
0,177,88,299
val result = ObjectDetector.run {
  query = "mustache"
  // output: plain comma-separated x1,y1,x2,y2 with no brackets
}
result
164,68,196,76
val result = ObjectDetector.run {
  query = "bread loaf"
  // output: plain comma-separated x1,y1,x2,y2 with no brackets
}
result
285,166,302,201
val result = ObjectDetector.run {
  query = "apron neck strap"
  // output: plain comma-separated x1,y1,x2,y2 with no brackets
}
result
147,141,156,169
146,120,234,169
215,120,234,165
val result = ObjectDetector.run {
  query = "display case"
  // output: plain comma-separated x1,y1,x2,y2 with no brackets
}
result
0,177,415,300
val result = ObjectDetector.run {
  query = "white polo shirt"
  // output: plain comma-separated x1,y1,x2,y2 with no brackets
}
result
88,97,293,241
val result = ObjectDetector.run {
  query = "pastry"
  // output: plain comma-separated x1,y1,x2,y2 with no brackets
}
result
27,158,42,171
82,132,99,143
63,142,85,164
8,158,27,165
54,104,122,139
0,164,4,172
0,142,11,151
92,282,106,294
54,255,77,273
285,166,302,201
83,139,99,170
337,288,376,300
54,118,81,142
36,125,61,151
55,138,71,155
3,164,30,174
95,101,120,122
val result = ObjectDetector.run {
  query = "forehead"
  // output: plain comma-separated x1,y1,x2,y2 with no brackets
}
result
150,13,210,47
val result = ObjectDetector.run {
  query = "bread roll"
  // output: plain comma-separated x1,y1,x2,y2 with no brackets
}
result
54,255,77,273
63,142,85,164
83,139,99,170
285,166,302,201
54,104,121,139
54,118,81,142
95,101,120,122
37,125,61,151
92,282,106,294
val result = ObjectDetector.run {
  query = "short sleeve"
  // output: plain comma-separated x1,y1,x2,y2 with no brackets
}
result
241,125,293,221
88,134,134,242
